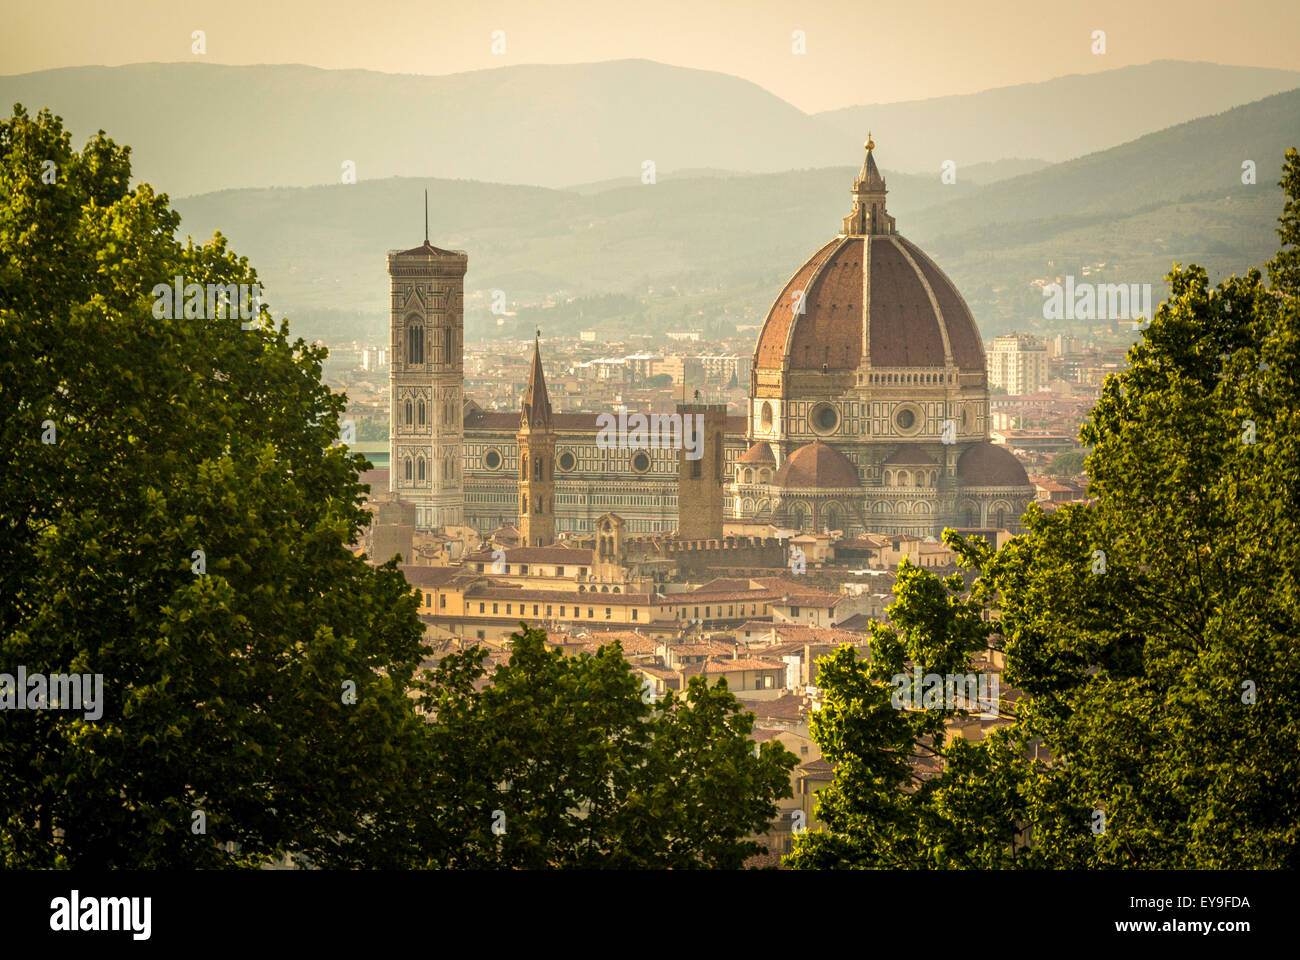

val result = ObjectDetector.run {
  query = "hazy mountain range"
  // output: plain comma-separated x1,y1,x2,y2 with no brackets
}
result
3,59,1296,195
163,87,1299,343
4,58,1297,344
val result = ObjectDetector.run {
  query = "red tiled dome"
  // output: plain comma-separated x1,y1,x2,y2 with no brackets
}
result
957,443,1031,487
738,441,776,464
754,235,985,373
773,441,861,489
752,140,984,376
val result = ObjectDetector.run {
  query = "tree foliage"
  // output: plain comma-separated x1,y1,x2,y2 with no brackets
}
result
0,107,797,869
371,627,796,869
0,105,431,867
791,149,1300,869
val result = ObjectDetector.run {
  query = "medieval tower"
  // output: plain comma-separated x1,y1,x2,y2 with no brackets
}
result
517,336,556,547
387,235,468,530
676,401,727,540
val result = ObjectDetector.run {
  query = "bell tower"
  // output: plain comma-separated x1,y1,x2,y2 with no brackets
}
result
386,219,467,530
517,335,556,547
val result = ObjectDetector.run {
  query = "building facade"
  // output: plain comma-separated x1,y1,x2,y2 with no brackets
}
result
987,333,1049,395
395,137,1033,538
732,136,1034,535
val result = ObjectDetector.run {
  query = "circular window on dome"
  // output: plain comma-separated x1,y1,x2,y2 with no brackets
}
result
483,449,502,470
631,451,651,473
810,402,839,436
893,404,923,436
557,450,576,472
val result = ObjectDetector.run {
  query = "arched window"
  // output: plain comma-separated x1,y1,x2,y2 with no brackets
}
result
417,401,425,425
407,322,424,364
521,454,528,480
965,507,976,526
405,400,412,425
404,458,412,482
417,458,425,481
995,508,1006,529
534,458,543,481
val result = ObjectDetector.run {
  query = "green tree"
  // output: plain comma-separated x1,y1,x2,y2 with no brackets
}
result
791,149,1300,869
1047,449,1087,476
381,626,797,869
0,106,430,867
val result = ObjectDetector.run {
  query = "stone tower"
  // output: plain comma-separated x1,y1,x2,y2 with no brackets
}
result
387,235,468,530
593,513,626,581
676,401,726,540
517,336,556,547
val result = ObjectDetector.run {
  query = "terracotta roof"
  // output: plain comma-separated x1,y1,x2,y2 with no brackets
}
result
738,441,776,464
547,631,659,655
772,441,860,489
465,584,653,605
464,546,594,564
702,657,786,673
754,238,840,370
400,564,479,588
691,577,760,594
753,233,985,374
834,613,875,632
956,443,1032,487
740,693,806,720
774,588,841,606
358,468,390,489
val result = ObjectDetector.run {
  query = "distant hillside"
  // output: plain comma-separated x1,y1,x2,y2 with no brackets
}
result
0,60,845,196
4,59,1296,197
960,158,1052,184
908,87,1300,241
819,60,1300,173
172,166,974,325
167,89,1298,346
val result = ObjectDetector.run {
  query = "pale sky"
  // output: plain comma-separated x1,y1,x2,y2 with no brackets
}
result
4,0,1299,112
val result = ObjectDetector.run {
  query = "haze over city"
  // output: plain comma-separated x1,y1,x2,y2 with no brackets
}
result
1,0,1297,940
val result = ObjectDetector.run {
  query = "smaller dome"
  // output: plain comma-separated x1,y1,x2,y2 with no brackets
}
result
773,441,861,489
738,441,776,464
883,446,937,466
957,443,1031,487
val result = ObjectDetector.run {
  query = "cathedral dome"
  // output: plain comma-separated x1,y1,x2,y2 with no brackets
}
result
773,441,861,489
957,443,1031,487
753,138,985,374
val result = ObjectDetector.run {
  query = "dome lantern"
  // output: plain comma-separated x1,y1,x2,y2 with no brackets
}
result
842,133,895,237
